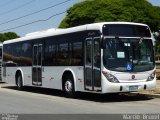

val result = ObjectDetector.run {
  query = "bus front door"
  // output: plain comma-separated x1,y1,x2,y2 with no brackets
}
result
85,37,101,91
32,44,42,86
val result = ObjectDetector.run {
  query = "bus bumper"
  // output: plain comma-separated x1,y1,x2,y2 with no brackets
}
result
101,78,156,93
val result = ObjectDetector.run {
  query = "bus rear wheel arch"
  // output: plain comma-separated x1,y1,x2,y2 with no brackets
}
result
62,71,75,97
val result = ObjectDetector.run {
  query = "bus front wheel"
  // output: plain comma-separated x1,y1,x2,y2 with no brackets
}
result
63,76,75,98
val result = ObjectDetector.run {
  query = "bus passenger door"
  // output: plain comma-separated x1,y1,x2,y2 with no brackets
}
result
85,37,101,91
32,44,42,86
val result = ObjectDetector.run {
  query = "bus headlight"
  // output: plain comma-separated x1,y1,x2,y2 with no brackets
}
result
147,71,155,81
102,71,119,83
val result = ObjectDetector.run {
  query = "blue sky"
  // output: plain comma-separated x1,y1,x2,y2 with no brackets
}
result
0,0,159,37
148,0,160,6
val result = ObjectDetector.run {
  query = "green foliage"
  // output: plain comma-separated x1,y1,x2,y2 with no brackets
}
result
59,0,160,31
154,31,160,54
0,32,19,42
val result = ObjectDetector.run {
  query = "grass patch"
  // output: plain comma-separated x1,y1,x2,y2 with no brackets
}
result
156,72,160,78
139,90,160,94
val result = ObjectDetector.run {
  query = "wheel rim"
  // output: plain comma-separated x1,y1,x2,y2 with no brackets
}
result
65,80,72,92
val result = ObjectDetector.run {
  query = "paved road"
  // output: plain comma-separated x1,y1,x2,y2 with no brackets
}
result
0,84,160,115
1,84,160,120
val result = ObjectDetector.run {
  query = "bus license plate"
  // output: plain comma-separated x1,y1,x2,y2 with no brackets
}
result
129,86,138,91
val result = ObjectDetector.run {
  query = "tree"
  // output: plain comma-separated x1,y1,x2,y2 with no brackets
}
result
59,0,160,32
154,31,160,54
0,32,19,42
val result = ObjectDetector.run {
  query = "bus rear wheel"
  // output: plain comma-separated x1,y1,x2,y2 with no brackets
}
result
63,76,75,98
16,74,23,90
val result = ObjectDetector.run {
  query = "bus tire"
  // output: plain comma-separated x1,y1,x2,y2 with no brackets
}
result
63,75,75,98
16,74,23,90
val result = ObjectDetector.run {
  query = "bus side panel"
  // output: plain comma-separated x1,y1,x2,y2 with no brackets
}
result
41,66,84,91
5,67,17,85
20,67,32,86
3,67,32,86
41,67,62,89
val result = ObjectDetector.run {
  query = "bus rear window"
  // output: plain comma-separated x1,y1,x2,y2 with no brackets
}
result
103,24,151,37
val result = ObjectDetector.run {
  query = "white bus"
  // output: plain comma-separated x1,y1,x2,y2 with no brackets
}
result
0,43,2,81
2,22,156,97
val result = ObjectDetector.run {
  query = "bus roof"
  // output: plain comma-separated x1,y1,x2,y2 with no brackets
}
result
3,22,149,44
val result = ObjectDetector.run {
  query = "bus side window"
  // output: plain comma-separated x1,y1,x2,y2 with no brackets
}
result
71,41,83,66
57,36,69,66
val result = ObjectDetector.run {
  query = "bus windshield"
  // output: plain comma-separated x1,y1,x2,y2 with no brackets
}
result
103,38,155,72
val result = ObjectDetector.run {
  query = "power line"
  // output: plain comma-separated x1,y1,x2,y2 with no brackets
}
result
0,0,36,16
0,11,66,32
0,0,71,26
